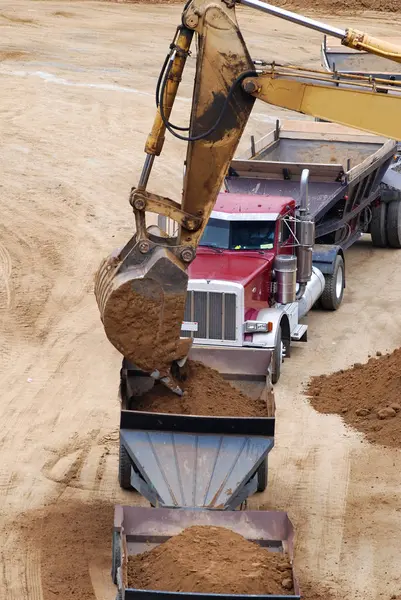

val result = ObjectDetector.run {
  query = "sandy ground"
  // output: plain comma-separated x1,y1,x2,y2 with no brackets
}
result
1,1,401,599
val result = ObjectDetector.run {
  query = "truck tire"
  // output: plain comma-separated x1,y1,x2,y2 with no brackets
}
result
271,326,283,384
320,255,344,311
256,458,268,492
371,202,388,248
119,440,132,490
386,200,401,248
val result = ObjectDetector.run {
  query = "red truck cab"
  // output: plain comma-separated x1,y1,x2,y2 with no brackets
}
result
182,192,297,382
187,191,296,320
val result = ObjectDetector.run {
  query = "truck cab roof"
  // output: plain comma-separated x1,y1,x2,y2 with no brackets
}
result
212,192,295,221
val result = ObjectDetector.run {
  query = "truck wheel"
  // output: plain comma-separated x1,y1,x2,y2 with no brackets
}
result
320,255,344,311
271,327,283,384
371,202,388,248
119,441,132,490
386,200,401,248
256,458,267,492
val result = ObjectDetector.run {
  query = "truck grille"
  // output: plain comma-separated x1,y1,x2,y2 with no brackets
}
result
182,291,237,341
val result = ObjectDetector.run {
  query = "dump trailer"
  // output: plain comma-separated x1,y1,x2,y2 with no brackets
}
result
113,367,299,599
182,120,399,382
113,506,299,600
118,361,275,502
321,36,401,222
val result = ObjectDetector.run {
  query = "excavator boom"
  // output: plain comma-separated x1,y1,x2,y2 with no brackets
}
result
94,0,401,392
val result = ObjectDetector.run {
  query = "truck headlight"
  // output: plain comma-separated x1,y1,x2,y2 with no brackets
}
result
244,321,273,333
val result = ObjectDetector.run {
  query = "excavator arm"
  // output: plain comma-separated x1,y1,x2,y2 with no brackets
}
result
95,0,401,393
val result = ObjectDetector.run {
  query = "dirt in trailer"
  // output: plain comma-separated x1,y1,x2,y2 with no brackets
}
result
127,525,294,594
306,348,401,448
133,360,269,417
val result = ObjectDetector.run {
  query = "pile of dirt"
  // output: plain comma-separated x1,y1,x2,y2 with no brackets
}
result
133,360,268,417
306,348,401,447
127,525,293,594
16,500,114,600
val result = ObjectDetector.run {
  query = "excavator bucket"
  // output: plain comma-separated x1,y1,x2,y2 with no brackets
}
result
94,241,192,383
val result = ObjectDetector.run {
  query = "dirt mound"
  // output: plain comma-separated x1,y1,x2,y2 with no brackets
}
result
306,348,401,447
133,360,268,417
244,0,400,11
127,525,293,594
15,499,114,600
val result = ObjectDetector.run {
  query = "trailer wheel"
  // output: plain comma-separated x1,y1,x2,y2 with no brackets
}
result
371,202,388,248
256,458,268,493
271,326,283,384
119,441,132,490
386,199,401,248
321,255,344,311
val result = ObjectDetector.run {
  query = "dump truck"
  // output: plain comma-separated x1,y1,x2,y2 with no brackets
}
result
91,2,401,599
182,120,399,382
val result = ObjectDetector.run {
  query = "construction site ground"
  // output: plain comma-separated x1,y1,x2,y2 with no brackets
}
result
1,2,401,599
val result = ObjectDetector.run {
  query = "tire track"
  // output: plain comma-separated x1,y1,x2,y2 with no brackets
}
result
0,240,12,312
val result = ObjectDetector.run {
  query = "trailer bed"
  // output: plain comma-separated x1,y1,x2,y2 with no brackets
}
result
226,121,396,245
112,505,300,600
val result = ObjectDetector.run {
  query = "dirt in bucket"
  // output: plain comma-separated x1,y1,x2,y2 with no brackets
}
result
133,360,268,417
306,348,401,448
127,525,293,595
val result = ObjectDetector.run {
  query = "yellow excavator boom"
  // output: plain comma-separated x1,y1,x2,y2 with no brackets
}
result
94,0,401,393
243,65,401,140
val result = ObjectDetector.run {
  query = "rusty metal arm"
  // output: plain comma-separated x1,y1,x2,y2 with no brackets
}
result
177,0,256,248
131,0,258,250
242,65,401,140
130,189,203,233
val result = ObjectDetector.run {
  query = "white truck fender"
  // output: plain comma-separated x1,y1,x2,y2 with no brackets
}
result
250,307,291,351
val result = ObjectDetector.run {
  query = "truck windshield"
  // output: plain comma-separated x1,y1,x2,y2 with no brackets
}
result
200,218,276,250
